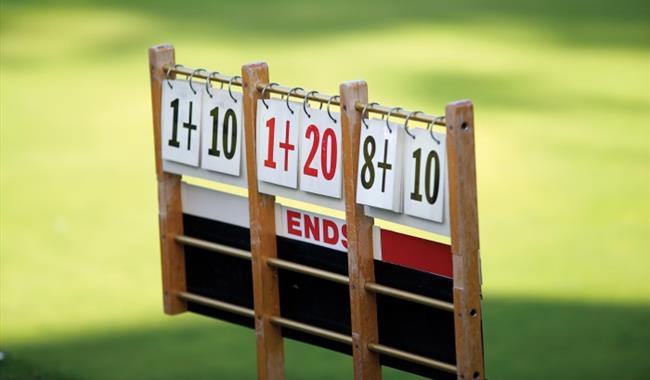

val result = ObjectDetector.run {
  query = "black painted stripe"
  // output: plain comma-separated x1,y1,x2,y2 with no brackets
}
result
183,213,456,379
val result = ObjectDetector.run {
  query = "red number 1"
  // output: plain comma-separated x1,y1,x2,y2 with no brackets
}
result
264,117,276,169
264,117,295,172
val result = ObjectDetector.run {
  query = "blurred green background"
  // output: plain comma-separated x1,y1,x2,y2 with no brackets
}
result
1,0,648,379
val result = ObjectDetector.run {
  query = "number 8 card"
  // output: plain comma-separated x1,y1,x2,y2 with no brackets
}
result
355,118,404,212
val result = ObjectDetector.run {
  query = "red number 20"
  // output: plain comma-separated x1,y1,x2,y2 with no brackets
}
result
303,124,337,181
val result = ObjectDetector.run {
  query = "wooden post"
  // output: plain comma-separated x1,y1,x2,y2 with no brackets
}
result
339,81,382,380
148,44,187,315
446,100,485,380
241,62,285,380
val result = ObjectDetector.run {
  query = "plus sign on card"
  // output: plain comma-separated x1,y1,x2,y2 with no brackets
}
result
355,118,404,212
256,99,300,188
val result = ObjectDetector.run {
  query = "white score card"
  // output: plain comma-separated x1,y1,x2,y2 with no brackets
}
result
161,79,202,166
355,118,404,212
200,89,243,176
298,106,342,199
256,99,300,189
402,128,446,222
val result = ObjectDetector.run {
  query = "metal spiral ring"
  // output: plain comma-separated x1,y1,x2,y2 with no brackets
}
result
302,90,320,117
260,82,279,109
385,107,403,134
166,64,185,89
228,76,242,103
427,118,442,144
188,68,207,95
205,71,220,98
361,102,379,129
327,95,340,123
286,87,304,114
404,111,422,139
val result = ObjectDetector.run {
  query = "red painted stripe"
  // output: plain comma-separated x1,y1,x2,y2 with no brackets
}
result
379,229,452,278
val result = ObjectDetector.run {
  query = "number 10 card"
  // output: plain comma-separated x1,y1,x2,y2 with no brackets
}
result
402,128,446,222
200,89,243,176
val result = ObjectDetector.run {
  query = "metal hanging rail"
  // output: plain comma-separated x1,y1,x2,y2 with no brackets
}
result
165,64,243,87
176,290,457,374
175,234,453,312
354,101,446,126
254,82,341,106
165,64,445,126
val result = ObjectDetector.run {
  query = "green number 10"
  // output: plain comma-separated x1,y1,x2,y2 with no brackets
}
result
208,106,238,160
410,148,440,204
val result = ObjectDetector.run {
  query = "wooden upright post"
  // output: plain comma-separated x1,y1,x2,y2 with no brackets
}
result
241,62,285,380
340,81,382,380
148,44,187,315
446,100,485,380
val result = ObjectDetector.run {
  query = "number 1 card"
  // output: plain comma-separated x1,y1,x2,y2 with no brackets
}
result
256,99,300,189
161,79,202,166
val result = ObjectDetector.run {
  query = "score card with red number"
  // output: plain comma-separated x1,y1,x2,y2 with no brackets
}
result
256,99,300,189
298,106,342,199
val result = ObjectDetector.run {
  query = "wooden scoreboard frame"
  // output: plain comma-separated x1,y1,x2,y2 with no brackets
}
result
148,44,485,380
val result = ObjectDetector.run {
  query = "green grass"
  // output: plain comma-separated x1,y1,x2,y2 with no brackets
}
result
1,0,648,379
